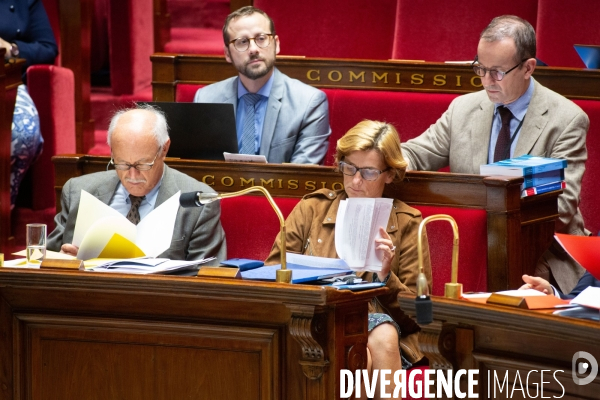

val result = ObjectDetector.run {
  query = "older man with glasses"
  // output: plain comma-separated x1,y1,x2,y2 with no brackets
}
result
194,6,331,165
47,105,227,264
401,15,590,294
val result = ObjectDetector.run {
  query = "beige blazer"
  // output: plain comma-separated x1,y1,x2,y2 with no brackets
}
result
402,79,589,237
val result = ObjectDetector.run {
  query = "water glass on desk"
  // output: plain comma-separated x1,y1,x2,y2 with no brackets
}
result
26,224,46,266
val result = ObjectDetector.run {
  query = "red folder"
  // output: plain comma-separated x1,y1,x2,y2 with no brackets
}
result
555,233,600,280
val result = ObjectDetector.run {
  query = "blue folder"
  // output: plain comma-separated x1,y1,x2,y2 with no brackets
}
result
241,264,351,283
574,45,600,69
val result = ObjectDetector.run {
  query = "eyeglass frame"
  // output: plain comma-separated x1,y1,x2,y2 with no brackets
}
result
228,33,274,52
109,147,163,171
471,56,529,81
338,161,391,181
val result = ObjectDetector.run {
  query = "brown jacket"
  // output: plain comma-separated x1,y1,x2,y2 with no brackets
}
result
265,189,433,353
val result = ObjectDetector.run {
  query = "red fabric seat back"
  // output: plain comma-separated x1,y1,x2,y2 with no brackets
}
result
411,205,488,296
253,0,397,60
324,89,459,166
176,83,205,102
220,196,300,260
573,100,600,235
536,0,600,68
392,0,538,62
108,0,154,94
26,65,76,210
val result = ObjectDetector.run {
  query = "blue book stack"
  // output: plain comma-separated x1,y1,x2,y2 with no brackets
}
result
480,155,567,193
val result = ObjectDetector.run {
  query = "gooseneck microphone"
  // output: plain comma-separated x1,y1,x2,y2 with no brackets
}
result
179,191,220,208
415,271,433,325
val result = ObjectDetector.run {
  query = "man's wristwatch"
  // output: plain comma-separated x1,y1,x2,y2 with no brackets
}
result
9,43,19,57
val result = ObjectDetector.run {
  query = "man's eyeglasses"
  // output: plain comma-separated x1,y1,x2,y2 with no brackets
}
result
471,56,528,81
229,33,273,52
110,147,162,171
338,161,390,181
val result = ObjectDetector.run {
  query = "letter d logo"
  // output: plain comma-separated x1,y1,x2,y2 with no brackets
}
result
572,351,598,385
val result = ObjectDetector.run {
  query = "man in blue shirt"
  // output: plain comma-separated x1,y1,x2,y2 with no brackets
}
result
194,6,331,165
401,15,590,294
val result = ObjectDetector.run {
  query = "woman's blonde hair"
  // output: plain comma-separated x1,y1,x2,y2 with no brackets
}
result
334,120,407,181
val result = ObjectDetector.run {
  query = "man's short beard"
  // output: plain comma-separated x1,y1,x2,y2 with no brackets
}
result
242,57,275,80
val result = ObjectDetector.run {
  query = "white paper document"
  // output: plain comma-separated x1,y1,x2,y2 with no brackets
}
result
335,197,393,272
570,286,600,310
74,190,180,260
223,152,268,163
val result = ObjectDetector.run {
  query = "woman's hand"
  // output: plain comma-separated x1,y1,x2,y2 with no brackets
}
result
375,227,395,282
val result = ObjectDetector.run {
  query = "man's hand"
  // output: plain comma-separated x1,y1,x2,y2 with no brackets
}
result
60,244,79,257
519,274,553,295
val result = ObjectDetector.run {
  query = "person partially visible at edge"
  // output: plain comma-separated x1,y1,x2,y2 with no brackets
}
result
265,120,433,399
47,105,227,265
521,271,599,299
401,15,590,294
1,0,58,208
194,6,331,165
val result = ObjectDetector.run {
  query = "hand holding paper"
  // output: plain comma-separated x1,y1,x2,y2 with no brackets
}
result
74,190,181,260
335,197,393,272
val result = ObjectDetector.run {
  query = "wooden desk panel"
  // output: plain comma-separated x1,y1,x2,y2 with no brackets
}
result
52,155,560,292
399,294,600,399
0,268,380,400
151,54,600,101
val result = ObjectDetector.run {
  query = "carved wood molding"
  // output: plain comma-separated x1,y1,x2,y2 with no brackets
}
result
287,304,329,380
417,321,456,370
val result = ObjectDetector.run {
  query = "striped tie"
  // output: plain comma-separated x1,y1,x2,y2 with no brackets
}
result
239,93,263,155
126,195,145,225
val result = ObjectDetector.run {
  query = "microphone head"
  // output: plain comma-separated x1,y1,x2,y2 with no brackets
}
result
179,192,201,208
415,295,433,325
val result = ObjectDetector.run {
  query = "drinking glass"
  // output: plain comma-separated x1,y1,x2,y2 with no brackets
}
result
26,223,47,266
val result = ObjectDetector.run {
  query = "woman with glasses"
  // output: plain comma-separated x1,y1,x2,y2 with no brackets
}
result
265,120,432,397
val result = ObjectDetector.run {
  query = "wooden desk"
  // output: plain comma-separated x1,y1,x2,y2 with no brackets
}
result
151,54,600,101
1,58,25,251
52,155,560,292
0,267,382,400
399,294,600,399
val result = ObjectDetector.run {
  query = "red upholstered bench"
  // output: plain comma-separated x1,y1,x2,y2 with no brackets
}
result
12,65,76,247
175,84,459,166
220,195,488,294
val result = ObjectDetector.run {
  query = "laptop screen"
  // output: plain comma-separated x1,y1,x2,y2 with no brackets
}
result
140,102,238,160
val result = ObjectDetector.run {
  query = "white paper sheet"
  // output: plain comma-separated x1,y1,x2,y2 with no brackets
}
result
73,190,180,260
223,152,268,163
335,197,393,272
571,286,600,310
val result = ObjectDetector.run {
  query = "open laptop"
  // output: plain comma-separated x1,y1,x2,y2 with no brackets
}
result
140,102,238,160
